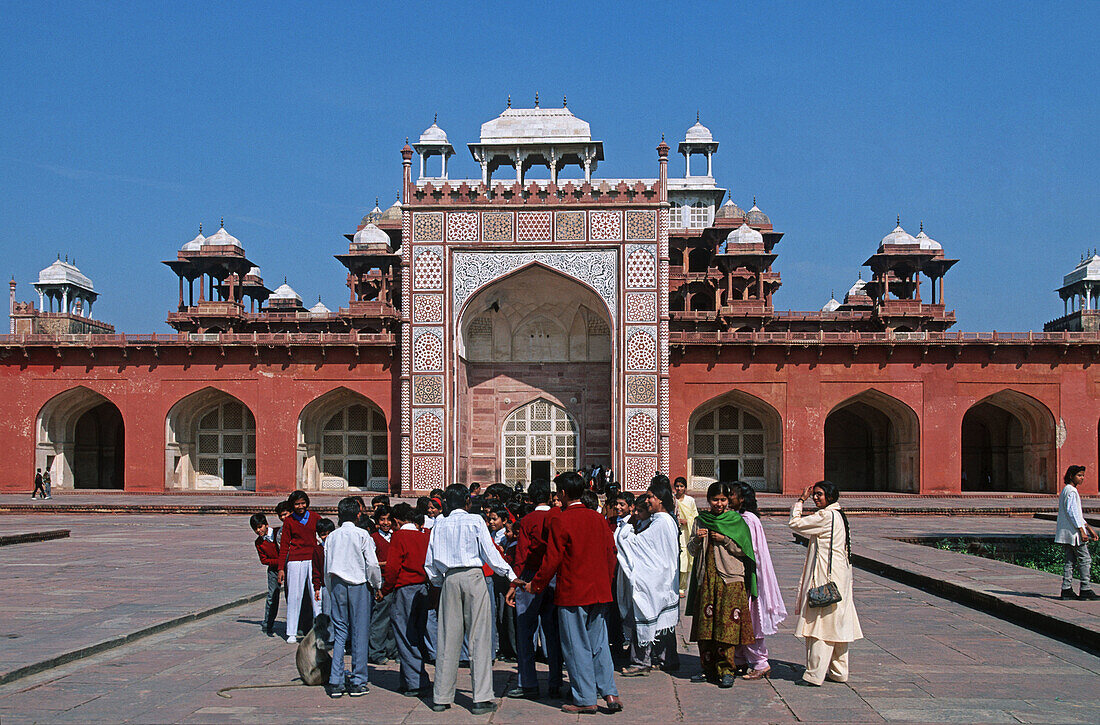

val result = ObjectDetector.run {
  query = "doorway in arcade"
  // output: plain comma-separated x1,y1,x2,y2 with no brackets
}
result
456,265,613,487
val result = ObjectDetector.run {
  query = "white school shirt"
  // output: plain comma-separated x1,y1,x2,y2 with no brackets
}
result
324,521,382,588
423,508,516,587
1055,485,1088,545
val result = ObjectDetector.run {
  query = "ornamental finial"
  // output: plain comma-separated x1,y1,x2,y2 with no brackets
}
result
535,91,539,107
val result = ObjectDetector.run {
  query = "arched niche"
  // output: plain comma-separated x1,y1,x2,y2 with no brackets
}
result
687,391,783,492
961,390,1056,492
824,389,919,492
298,388,389,492
501,398,579,486
36,387,125,489
166,388,256,490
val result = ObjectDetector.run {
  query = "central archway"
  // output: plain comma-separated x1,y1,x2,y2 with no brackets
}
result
456,264,612,485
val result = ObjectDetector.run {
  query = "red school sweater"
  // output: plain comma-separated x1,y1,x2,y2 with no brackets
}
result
382,528,430,594
278,511,318,570
255,530,280,571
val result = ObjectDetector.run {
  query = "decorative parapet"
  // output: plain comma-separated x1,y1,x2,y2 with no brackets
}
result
408,179,660,207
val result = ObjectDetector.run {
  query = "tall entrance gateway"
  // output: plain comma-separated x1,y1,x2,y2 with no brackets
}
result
400,102,672,491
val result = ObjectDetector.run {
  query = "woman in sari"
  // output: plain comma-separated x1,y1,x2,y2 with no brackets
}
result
733,481,786,680
686,481,756,688
789,480,862,686
673,476,699,597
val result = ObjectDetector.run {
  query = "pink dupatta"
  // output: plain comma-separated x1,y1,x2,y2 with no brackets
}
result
743,511,787,636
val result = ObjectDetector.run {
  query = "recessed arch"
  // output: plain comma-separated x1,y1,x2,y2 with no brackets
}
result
501,398,579,486
961,389,1056,493
36,386,125,489
824,389,920,492
165,387,255,490
297,387,389,492
687,390,783,492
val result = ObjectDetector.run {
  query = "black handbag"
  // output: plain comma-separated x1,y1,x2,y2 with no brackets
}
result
807,511,843,608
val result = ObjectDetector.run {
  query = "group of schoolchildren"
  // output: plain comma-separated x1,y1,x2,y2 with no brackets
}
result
245,475,790,711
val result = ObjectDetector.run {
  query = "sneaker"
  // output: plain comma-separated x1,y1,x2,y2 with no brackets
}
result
346,683,369,697
505,686,539,699
470,701,496,715
1080,589,1099,600
1060,588,1078,600
286,635,297,644
325,684,344,698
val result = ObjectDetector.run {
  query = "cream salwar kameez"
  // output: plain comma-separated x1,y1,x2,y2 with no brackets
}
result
675,494,699,594
789,500,862,685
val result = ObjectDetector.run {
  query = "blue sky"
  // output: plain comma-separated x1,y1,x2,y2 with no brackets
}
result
3,1,1098,333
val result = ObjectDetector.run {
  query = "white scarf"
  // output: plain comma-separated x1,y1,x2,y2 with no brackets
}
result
615,511,680,646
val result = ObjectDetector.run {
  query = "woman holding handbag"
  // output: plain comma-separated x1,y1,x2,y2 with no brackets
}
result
789,481,862,687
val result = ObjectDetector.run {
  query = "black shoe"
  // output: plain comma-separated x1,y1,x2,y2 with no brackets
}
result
1060,588,1078,600
1080,589,1099,600
505,686,539,699
689,672,712,683
796,679,821,687
429,703,451,712
325,684,345,698
659,663,680,673
470,701,497,714
718,673,736,688
347,683,369,697
604,696,623,713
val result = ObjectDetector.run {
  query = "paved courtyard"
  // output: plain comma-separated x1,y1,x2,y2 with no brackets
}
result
0,514,1098,723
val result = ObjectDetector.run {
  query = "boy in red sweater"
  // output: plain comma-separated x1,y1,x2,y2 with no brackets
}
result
278,490,321,643
369,506,399,664
383,502,431,696
251,513,281,636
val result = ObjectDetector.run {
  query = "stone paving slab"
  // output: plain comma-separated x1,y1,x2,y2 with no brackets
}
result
0,516,1098,723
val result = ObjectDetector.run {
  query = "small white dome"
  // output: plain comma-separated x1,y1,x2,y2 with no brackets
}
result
353,223,390,245
309,299,331,316
37,258,94,291
419,121,449,144
270,283,301,302
724,222,764,247
380,200,402,221
181,232,205,251
204,226,243,249
847,278,868,297
684,120,713,143
822,298,841,312
745,201,770,226
246,266,262,278
914,229,942,251
880,224,916,249
715,198,745,219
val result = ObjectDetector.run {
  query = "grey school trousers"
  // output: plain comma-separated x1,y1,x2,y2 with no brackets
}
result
433,567,494,705
1062,542,1094,591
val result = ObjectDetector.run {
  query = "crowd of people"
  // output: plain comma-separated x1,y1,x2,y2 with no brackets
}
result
248,473,865,713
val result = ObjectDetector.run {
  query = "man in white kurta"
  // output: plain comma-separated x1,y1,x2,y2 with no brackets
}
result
789,494,862,686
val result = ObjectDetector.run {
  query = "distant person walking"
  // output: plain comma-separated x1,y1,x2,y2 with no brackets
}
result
32,468,46,499
1056,465,1098,600
41,468,52,499
789,481,862,687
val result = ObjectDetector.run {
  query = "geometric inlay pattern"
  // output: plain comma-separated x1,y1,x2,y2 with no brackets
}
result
412,455,445,490
482,211,514,242
625,210,657,241
452,250,618,324
412,329,443,372
627,410,657,453
626,292,657,323
413,212,443,241
413,410,444,453
412,293,444,323
626,246,657,289
446,211,479,241
589,210,622,241
412,375,444,405
555,211,585,240
626,328,657,371
625,375,657,405
517,211,552,241
413,248,443,290
625,455,656,492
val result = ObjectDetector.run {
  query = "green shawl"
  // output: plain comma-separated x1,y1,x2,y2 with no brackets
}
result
686,510,757,614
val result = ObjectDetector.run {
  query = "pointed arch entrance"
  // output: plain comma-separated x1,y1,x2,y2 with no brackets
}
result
687,391,782,492
823,390,919,492
961,390,1056,492
456,264,612,484
502,398,579,485
36,387,125,489
166,388,256,490
298,388,389,491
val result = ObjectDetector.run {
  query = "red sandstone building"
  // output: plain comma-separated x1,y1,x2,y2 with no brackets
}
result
3,102,1099,496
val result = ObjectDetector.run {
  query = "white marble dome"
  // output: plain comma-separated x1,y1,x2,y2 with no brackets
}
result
715,198,746,219
309,299,331,316
181,232,205,252
269,283,301,302
419,121,449,144
745,201,770,226
822,297,841,312
203,226,243,249
353,223,390,245
880,224,916,249
725,222,764,247
38,258,94,291
847,278,868,297
914,228,942,251
684,120,713,143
